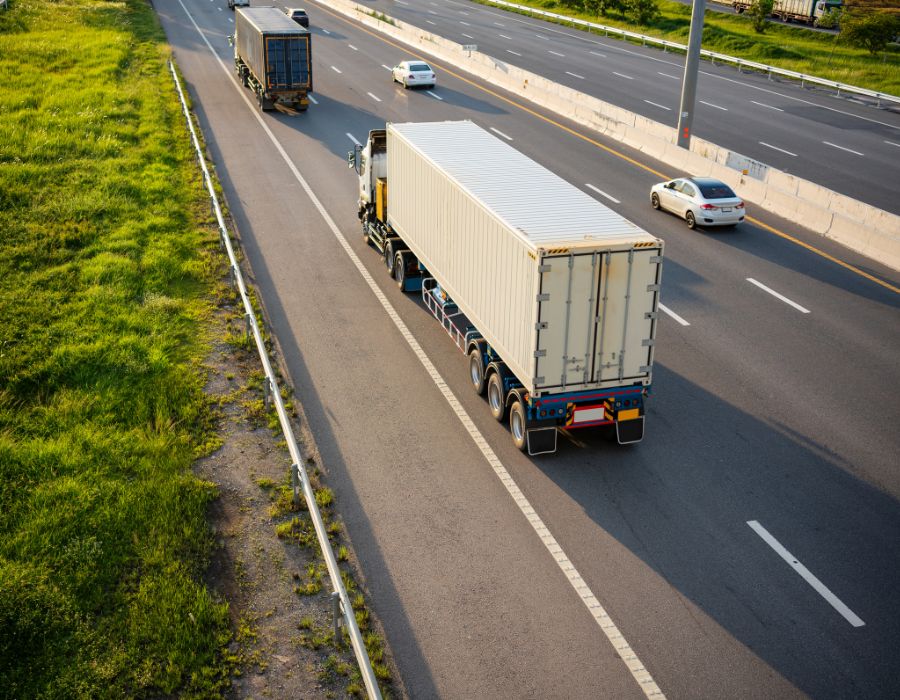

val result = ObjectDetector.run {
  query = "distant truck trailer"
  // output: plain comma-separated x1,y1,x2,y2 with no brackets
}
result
732,0,841,25
233,7,312,112
350,121,664,455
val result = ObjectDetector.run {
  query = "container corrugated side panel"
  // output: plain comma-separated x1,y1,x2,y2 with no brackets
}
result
235,10,266,82
387,128,540,388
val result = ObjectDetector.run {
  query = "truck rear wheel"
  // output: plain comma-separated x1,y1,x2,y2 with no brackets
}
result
385,243,395,275
468,349,486,395
487,373,506,422
395,252,406,290
509,400,527,452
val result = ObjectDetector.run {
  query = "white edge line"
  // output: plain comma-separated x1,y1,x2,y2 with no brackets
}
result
657,303,690,326
746,278,810,313
747,521,865,628
585,183,620,204
177,0,665,695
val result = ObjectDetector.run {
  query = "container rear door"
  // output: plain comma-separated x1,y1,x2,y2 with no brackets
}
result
265,36,310,89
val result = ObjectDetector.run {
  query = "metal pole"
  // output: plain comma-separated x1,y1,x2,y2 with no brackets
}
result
676,0,706,149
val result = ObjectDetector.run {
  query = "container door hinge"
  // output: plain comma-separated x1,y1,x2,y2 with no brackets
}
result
534,349,547,358
641,339,655,347
645,311,658,319
535,321,548,330
639,365,651,373
649,256,663,264
646,284,660,292
538,264,552,273
536,293,550,302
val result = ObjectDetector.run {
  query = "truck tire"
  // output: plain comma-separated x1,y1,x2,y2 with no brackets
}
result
487,372,506,422
509,400,527,452
395,252,406,290
385,242,396,275
468,349,486,395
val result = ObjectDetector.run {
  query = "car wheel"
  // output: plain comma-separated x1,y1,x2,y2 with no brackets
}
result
685,210,697,229
651,193,661,210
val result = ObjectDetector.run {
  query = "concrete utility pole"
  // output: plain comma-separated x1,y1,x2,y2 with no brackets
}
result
677,0,707,149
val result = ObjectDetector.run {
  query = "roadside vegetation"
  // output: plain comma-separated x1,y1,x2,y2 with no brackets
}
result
475,0,900,95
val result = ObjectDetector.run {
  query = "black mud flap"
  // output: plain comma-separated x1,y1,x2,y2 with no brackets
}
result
616,417,644,445
527,427,558,456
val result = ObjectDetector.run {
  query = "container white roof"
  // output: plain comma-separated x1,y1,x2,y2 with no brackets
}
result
389,120,657,248
238,7,310,34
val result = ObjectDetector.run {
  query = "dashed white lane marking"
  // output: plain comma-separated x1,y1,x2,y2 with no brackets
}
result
759,141,797,157
657,72,679,80
535,33,549,40
658,303,690,327
396,0,408,4
228,18,233,23
346,132,361,146
585,183,620,203
549,50,565,57
493,21,505,26
590,50,607,57
823,141,864,156
460,20,471,25
381,64,392,71
700,100,726,111
746,278,810,313
177,2,667,695
307,95,318,105
322,28,331,35
331,65,342,74
490,126,513,141
747,521,865,628
751,100,783,112
217,6,222,10
566,71,585,80
349,44,358,51
367,92,382,102
427,20,436,25
499,33,513,40
428,9,436,13
644,100,670,111
462,33,474,39
427,90,443,100
613,71,634,80
507,49,522,56
885,140,900,148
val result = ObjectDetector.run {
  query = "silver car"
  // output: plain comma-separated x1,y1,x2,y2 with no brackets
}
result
650,177,745,229
391,60,436,89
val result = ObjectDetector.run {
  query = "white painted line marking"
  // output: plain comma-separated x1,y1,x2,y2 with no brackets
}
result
322,28,331,35
585,183,620,203
331,65,342,74
590,50,607,57
427,20,436,25
658,303,690,326
428,9,437,14
494,21,506,26
566,71,585,80
397,0,408,4
644,100,671,111
885,140,900,148
460,10,469,15
746,278,810,313
176,4,666,695
217,6,222,10
228,18,233,23
700,100,726,111
536,33,549,40
751,100,783,112
507,49,522,56
346,132,361,146
427,90,443,101
748,521,864,628
499,33,513,40
613,71,633,80
823,141,864,156
307,95,318,105
462,33,474,39
381,64,392,71
759,141,797,157
658,72,679,80
367,92,382,102
349,44,358,51
490,127,513,141
460,20,471,26
549,50,565,57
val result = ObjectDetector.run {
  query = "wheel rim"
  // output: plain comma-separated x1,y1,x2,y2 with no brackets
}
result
651,194,659,209
687,212,695,227
470,357,481,388
396,256,404,284
489,382,501,412
511,407,524,441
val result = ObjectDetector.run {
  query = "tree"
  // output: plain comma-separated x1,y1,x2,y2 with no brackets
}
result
624,0,661,25
840,9,900,54
748,0,775,34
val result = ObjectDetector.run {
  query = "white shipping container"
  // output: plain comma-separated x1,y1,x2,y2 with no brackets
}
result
386,121,663,397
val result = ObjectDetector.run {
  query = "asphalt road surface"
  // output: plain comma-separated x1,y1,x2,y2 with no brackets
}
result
156,1,900,697
362,0,900,215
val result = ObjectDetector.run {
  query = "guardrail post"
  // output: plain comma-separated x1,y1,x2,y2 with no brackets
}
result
263,376,271,410
244,312,252,340
332,591,343,648
290,462,300,506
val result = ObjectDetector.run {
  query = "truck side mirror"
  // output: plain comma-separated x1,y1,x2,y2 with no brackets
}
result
347,149,356,169
227,34,234,47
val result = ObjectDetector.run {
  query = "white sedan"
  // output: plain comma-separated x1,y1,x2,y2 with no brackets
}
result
391,60,436,89
650,177,745,229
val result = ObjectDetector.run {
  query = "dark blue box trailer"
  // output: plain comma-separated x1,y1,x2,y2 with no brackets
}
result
234,7,312,112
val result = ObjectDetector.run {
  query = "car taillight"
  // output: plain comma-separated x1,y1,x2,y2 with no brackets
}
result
737,201,745,208
700,204,716,210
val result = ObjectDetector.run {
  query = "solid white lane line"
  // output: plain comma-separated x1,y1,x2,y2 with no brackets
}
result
657,72,679,80
349,44,358,51
427,90,443,101
590,50,607,57
613,71,634,80
549,50,565,57
823,141,864,156
759,141,797,157
585,183,620,203
746,278,810,313
700,100,727,111
507,49,522,56
346,132,361,146
331,65,342,74
307,95,318,105
566,71,585,80
462,33,474,39
747,521,865,628
490,126,513,141
367,92,382,102
499,33,513,40
751,100,783,112
885,140,900,148
179,1,666,694
658,303,690,326
644,100,671,111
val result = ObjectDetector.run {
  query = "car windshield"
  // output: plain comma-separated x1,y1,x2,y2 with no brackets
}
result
697,182,736,199
409,64,432,72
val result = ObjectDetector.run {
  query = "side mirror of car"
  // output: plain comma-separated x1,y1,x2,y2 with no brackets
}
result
666,182,675,189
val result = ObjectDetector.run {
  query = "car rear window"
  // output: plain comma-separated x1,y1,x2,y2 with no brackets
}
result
698,183,736,199
410,64,432,71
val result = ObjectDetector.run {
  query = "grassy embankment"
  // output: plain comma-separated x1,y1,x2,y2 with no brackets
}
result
476,0,900,96
0,0,232,695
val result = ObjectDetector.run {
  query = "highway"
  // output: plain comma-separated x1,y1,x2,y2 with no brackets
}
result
361,0,900,215
156,1,900,697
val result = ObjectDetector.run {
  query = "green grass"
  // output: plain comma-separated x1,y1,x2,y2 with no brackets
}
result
475,0,900,95
0,0,232,695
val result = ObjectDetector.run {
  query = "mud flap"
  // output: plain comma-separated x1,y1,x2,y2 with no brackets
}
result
616,417,644,445
527,427,557,456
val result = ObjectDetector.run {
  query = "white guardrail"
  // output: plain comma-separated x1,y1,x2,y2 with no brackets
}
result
484,0,900,107
168,60,383,700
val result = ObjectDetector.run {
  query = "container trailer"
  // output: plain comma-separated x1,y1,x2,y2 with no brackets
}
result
732,0,841,25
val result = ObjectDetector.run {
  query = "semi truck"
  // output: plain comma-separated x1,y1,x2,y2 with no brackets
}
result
732,0,841,25
233,7,312,112
349,121,664,456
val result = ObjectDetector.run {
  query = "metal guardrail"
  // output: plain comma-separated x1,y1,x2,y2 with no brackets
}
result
483,0,900,107
167,60,383,700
